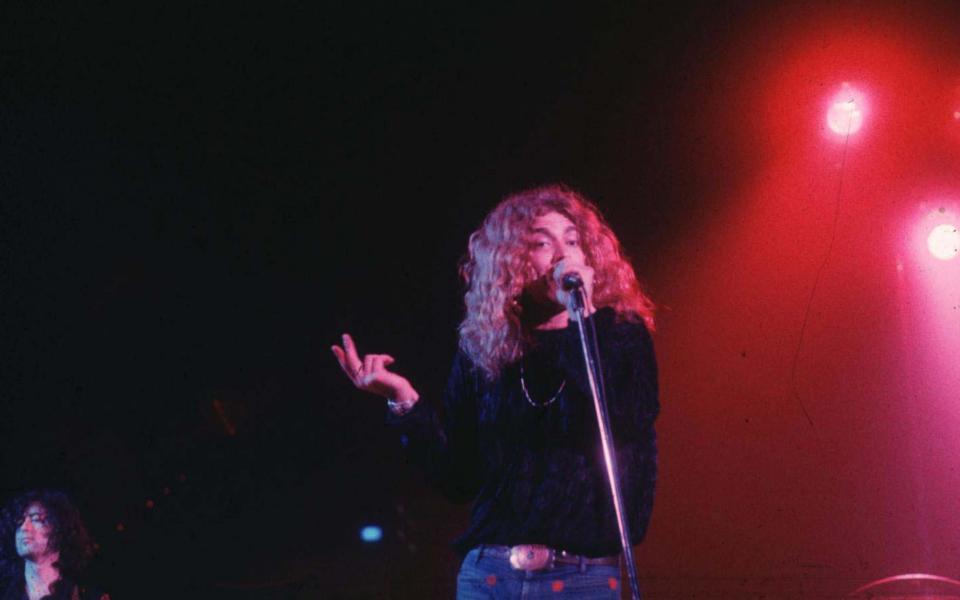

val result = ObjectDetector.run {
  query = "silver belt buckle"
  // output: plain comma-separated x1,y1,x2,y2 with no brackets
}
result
509,544,553,570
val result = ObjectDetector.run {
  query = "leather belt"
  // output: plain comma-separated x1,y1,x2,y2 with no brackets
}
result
479,544,620,571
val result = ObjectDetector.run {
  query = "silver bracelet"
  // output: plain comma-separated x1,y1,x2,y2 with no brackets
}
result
387,397,416,416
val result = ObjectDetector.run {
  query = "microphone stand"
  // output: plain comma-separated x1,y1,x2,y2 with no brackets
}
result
567,283,643,600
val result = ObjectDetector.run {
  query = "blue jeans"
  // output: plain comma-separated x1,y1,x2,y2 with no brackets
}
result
456,546,626,599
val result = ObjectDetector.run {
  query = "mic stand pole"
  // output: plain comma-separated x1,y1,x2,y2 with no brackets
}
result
569,288,642,600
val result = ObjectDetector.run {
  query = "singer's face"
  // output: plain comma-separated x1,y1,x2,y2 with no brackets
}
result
527,211,585,284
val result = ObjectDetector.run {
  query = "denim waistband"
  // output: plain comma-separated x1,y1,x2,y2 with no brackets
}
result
474,544,620,571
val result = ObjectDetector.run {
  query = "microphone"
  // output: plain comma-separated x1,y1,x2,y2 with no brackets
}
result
561,272,584,291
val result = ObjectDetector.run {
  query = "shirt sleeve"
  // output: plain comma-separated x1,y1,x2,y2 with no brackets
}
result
385,350,483,503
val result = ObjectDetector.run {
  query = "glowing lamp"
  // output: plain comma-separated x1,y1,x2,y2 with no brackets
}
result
927,224,959,260
827,99,863,135
360,525,383,543
826,83,865,135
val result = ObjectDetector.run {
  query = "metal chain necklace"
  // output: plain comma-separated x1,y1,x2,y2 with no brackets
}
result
519,359,566,408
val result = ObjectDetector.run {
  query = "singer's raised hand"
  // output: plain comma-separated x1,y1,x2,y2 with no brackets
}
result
331,333,420,403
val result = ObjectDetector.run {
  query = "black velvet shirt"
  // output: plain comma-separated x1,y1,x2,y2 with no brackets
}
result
388,308,658,557
0,575,109,600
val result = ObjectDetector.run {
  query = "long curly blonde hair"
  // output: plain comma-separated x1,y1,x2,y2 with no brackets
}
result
458,184,654,378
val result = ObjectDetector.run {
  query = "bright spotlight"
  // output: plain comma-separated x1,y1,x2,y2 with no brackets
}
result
826,83,865,136
927,224,959,260
360,525,383,543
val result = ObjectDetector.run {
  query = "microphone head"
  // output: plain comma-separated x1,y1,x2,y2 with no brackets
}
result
561,272,584,291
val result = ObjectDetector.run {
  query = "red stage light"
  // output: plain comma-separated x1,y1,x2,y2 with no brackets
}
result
826,84,865,136
927,223,960,260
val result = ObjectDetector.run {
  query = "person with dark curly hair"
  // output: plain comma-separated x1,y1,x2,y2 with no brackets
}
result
0,491,109,600
333,184,659,598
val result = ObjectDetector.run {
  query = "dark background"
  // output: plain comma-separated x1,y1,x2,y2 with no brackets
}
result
3,2,960,598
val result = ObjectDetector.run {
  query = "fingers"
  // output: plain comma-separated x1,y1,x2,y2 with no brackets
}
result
332,347,362,384
552,260,568,285
370,354,394,373
360,354,396,384
331,344,346,371
332,333,365,384
342,334,364,375
364,353,376,377
341,333,362,365
332,333,402,389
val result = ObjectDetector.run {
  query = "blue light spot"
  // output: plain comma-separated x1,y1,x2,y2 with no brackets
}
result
360,525,383,543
